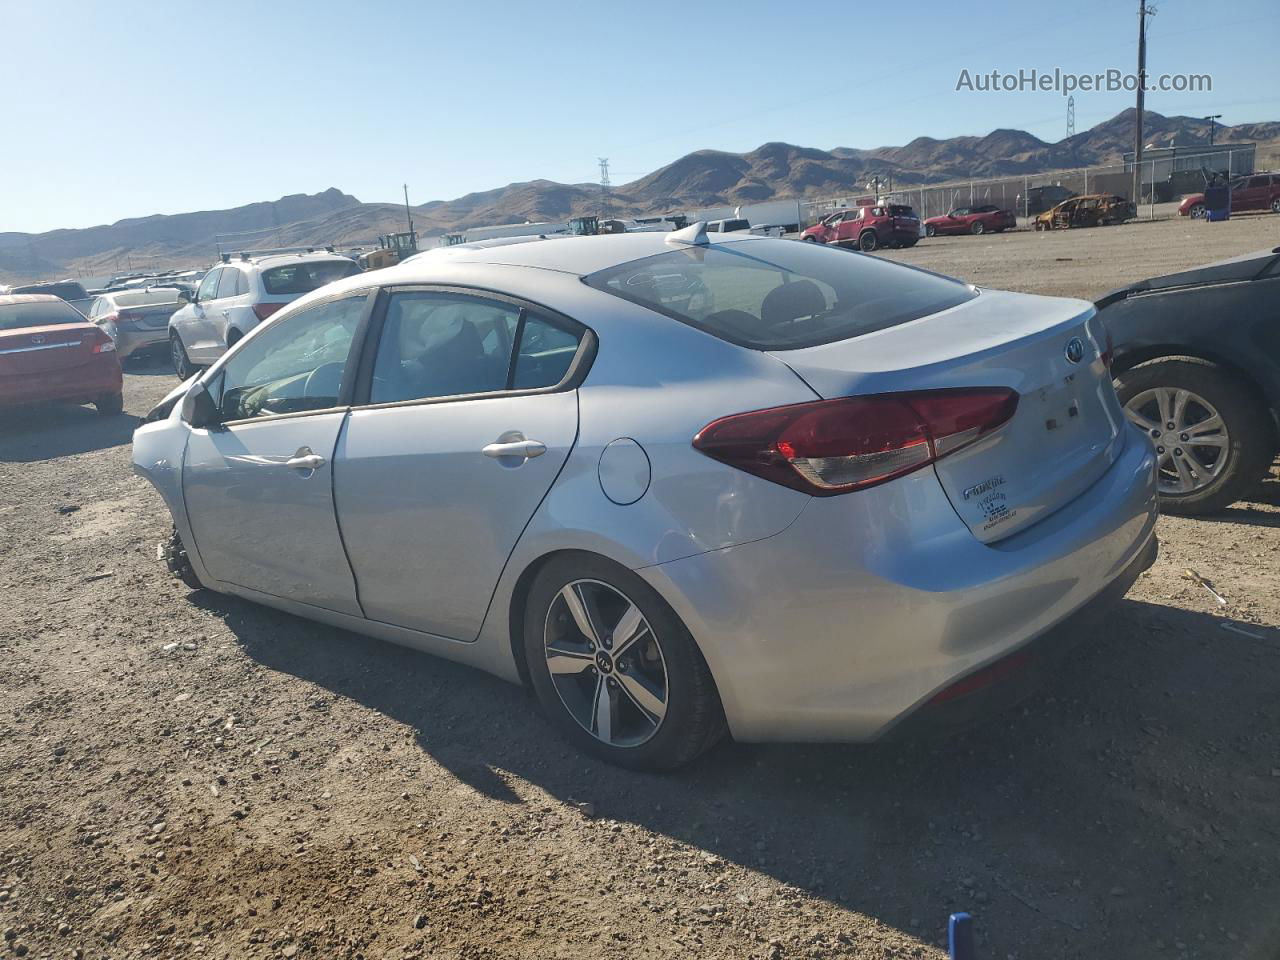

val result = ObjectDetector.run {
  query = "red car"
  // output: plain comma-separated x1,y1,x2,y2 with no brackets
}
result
1179,173,1280,218
924,204,1017,237
0,294,123,415
800,204,921,251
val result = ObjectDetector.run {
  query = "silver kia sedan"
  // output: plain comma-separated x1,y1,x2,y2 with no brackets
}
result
133,226,1159,770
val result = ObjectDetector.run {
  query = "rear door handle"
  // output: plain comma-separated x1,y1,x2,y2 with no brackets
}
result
482,438,547,460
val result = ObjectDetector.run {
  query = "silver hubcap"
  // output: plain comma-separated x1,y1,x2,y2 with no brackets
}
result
1124,387,1230,495
543,579,668,747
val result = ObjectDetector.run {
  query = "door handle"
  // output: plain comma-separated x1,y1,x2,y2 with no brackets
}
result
285,447,326,471
482,438,547,460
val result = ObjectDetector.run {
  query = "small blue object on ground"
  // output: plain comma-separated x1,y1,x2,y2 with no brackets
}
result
949,912,975,960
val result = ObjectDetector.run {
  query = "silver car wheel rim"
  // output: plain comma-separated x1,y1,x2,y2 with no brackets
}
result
171,338,184,372
1124,387,1230,495
543,579,668,748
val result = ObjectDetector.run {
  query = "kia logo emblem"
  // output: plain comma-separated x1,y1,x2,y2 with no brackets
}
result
1064,337,1085,364
30,334,45,345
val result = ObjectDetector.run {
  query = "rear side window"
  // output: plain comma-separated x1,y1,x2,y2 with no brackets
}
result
585,240,976,350
513,313,582,389
262,259,360,296
722,219,750,232
0,300,86,330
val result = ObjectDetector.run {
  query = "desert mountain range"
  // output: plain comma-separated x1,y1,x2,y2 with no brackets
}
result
2,108,1275,283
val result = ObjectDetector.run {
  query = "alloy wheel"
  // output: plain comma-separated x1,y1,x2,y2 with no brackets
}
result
542,579,669,748
1124,387,1230,495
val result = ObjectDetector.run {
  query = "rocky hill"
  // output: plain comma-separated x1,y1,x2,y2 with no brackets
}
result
2,109,1275,283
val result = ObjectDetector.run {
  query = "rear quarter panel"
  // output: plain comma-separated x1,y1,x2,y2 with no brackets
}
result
1101,276,1280,414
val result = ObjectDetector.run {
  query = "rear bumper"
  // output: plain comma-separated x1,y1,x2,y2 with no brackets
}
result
0,359,122,406
115,328,168,359
639,424,1159,742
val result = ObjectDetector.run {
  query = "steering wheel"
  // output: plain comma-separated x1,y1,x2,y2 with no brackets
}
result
302,361,345,399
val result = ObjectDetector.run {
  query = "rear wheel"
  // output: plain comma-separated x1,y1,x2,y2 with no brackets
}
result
524,554,725,770
170,333,195,380
1271,198,1280,214
899,238,917,248
858,230,879,252
971,221,985,235
1117,358,1273,515
95,392,123,416
925,224,937,237
225,328,243,350
801,235,819,243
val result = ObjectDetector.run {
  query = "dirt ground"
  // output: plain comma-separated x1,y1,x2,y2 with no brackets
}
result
3,215,1280,960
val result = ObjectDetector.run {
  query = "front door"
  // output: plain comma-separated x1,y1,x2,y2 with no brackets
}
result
182,292,371,614
184,267,225,364
334,289,588,640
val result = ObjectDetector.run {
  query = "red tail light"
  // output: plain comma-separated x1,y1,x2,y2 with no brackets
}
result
1100,330,1114,371
253,302,285,322
89,328,117,354
692,388,1018,496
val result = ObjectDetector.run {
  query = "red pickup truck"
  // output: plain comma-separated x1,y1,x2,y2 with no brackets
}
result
924,204,1017,236
800,204,921,251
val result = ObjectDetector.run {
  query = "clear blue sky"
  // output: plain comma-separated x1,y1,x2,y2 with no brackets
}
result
3,0,1276,233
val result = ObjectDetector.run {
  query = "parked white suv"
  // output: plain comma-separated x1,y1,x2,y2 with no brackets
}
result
168,250,361,378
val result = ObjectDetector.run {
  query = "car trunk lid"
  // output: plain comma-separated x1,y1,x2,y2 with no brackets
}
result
0,322,104,376
770,289,1124,542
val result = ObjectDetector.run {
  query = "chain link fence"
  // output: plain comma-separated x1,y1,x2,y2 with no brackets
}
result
799,145,1273,229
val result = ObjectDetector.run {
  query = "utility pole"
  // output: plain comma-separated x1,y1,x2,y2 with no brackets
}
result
598,158,611,217
403,184,414,237
1204,113,1222,146
1133,1,1155,205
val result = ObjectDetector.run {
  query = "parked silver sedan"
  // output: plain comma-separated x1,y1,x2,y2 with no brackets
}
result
133,226,1159,770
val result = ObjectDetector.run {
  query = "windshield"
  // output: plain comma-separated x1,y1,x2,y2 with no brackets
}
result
0,300,87,330
584,240,976,350
262,259,361,296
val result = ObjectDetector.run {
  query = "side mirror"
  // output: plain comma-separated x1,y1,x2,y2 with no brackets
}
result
177,288,193,304
180,381,220,428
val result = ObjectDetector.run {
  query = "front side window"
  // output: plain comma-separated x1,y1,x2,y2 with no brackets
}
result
196,269,221,302
585,240,977,350
217,295,366,421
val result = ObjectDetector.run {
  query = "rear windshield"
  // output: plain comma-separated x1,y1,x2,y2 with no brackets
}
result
114,289,180,307
261,259,361,296
9,281,89,301
585,240,976,350
721,219,750,232
0,300,86,330
887,205,917,217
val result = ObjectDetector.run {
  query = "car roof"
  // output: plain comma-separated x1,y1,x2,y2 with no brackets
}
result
382,231,763,279
224,252,353,270
0,293,65,305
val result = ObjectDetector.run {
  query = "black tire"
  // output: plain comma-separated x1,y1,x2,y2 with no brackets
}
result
1188,203,1206,219
801,235,819,243
925,224,937,237
170,333,195,380
900,238,918,248
858,230,879,252
225,328,243,350
161,526,203,590
95,392,123,416
971,221,985,235
1271,198,1280,214
1115,358,1273,515
523,553,725,771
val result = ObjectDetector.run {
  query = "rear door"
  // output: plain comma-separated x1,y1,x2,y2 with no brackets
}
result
334,288,588,640
182,293,371,613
